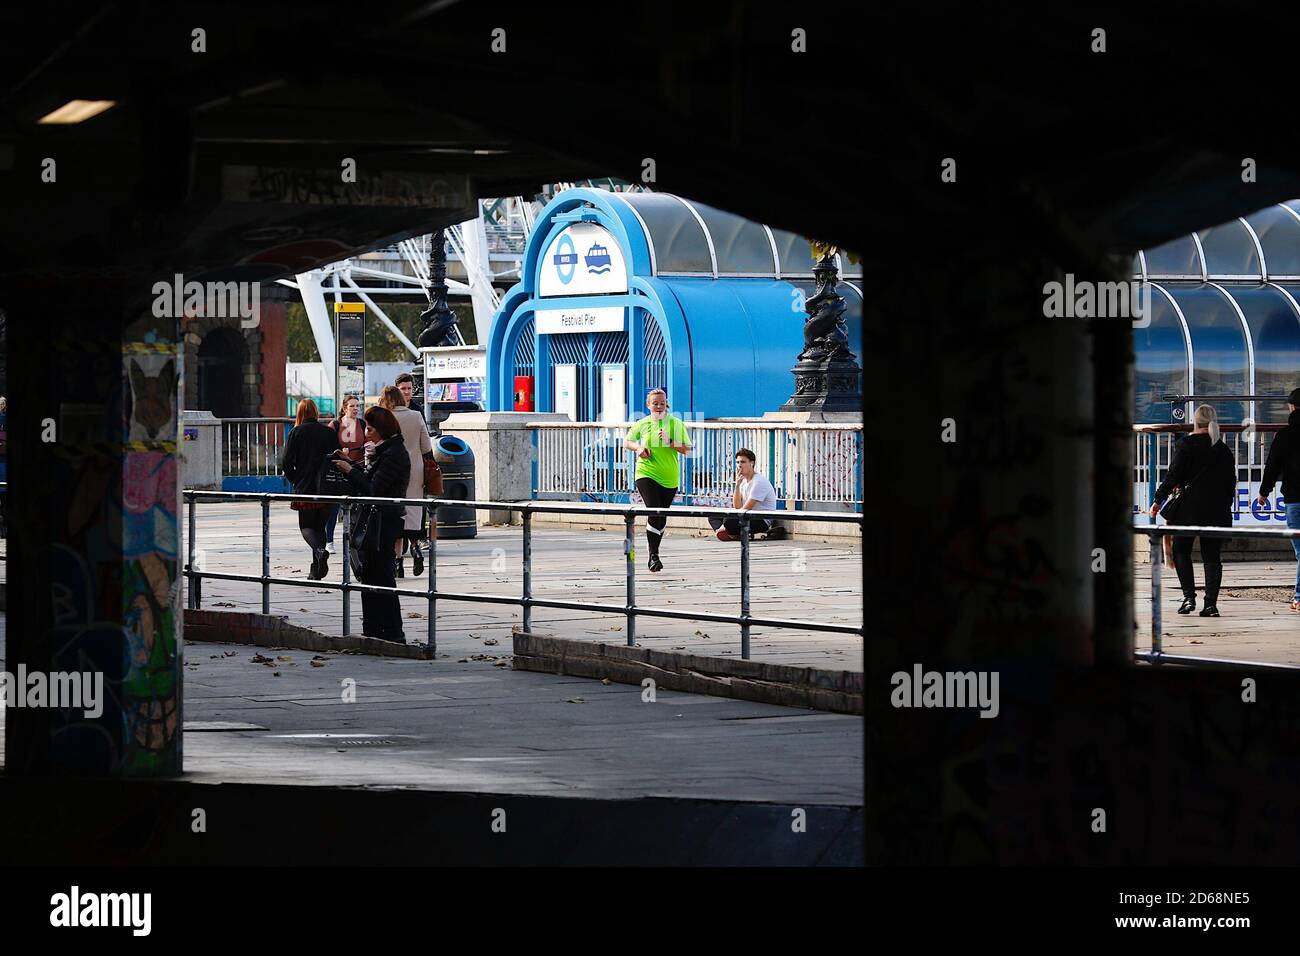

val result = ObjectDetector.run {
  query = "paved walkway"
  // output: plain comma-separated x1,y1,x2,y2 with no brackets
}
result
0,622,863,805
1134,562,1300,666
186,501,863,672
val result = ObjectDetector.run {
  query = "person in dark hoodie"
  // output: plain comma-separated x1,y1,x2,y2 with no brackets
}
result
330,405,411,643
280,399,342,580
1258,387,1300,611
1150,403,1236,617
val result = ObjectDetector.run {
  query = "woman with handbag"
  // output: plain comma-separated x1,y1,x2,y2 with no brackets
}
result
1149,404,1236,617
379,385,433,577
323,393,366,553
280,399,342,580
331,405,411,643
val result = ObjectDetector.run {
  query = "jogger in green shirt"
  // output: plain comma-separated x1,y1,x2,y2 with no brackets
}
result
623,388,692,573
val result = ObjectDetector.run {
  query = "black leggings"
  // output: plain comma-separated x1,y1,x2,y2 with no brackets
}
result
298,507,328,552
636,477,677,556
1172,535,1223,605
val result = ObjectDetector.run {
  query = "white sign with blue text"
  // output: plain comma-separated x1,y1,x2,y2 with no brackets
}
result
539,222,628,298
1135,481,1291,526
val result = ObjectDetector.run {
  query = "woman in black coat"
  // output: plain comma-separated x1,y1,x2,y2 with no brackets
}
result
281,399,342,580
1150,404,1236,616
331,405,411,643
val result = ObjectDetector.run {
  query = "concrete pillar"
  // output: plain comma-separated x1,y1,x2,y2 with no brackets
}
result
4,283,184,776
180,410,223,490
439,412,570,524
865,238,1121,860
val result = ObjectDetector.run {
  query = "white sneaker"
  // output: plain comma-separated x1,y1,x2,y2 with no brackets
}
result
325,543,335,554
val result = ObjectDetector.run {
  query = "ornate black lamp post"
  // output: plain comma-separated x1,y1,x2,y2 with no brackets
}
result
780,246,862,412
415,227,476,426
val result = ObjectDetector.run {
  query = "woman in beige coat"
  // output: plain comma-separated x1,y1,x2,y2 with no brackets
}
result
378,385,432,577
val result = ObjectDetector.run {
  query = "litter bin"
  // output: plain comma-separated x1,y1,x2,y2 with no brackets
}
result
433,434,476,539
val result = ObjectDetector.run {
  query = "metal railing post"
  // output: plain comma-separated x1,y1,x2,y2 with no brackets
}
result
341,501,352,636
1147,432,1159,523
522,508,532,632
1150,530,1163,662
625,509,636,646
740,512,752,660
426,502,437,656
186,491,197,610
261,495,271,615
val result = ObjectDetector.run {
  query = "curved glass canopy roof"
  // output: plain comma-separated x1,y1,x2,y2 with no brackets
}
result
612,192,861,279
1134,202,1300,424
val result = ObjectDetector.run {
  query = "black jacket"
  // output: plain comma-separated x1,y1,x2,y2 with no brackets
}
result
281,420,342,495
1154,432,1236,527
344,434,411,539
1260,410,1300,501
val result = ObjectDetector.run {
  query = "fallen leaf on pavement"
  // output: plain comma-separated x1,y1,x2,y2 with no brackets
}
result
276,655,292,661
601,678,612,685
310,659,327,667
272,671,281,677
250,654,274,664
566,697,586,704
493,660,509,667
483,638,499,646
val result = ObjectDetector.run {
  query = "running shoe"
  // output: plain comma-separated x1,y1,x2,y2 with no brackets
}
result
716,529,734,542
648,553,663,573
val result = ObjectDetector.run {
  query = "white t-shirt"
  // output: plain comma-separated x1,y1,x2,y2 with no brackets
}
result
740,473,777,512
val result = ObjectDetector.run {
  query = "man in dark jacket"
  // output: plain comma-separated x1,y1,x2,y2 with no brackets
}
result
1258,387,1300,611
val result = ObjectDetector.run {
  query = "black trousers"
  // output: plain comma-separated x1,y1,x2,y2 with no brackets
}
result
359,520,404,640
1171,534,1223,605
636,477,676,556
708,516,772,537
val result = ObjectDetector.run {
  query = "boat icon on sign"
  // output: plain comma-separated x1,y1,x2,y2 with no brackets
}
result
585,243,612,274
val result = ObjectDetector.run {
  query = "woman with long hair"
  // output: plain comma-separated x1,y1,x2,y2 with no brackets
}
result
378,384,433,577
280,398,342,580
1150,403,1236,617
323,393,365,552
331,405,410,642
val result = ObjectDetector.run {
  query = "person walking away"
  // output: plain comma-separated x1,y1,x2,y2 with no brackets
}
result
280,399,342,580
380,385,433,577
709,448,783,541
323,393,366,553
623,388,692,572
331,406,410,643
1150,403,1236,617
1258,387,1300,611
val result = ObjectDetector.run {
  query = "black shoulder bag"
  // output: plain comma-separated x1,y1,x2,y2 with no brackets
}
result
1159,460,1212,526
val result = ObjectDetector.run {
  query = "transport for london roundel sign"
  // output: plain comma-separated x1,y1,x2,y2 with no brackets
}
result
540,222,628,297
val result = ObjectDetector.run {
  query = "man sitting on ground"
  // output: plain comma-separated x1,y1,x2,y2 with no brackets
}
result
710,448,787,541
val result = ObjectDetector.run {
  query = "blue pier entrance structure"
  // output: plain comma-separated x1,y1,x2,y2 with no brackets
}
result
486,188,863,419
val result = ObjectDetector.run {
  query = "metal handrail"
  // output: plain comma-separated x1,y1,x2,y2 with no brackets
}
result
530,420,864,431
183,489,865,661
1134,522,1300,671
